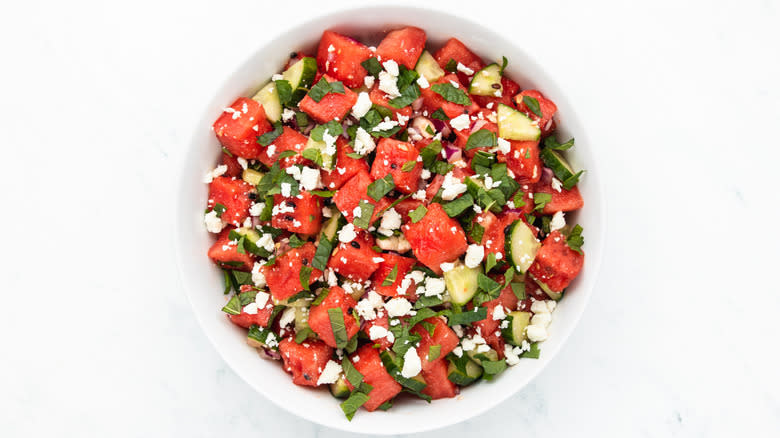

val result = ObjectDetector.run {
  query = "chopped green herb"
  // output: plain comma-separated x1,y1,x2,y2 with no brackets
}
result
484,252,498,273
425,125,435,135
381,264,399,286
469,222,485,243
401,160,417,172
288,234,306,248
294,327,314,343
377,401,393,411
301,148,323,167
566,224,584,254
427,344,441,361
221,295,242,315
310,120,343,142
477,273,502,297
522,96,543,118
311,288,331,306
257,122,283,146
221,147,233,157
430,108,449,121
367,174,395,201
308,77,345,102
328,308,349,349
562,170,585,190
389,82,421,108
465,129,497,151
300,265,313,291
274,79,293,106
294,111,310,127
533,193,552,212
481,359,508,379
419,321,436,336
446,306,488,326
222,270,233,294
342,357,365,388
471,151,496,170
346,152,363,159
520,342,541,358
442,193,474,217
510,282,525,300
430,160,453,175
512,190,527,208
340,391,370,421
212,203,227,217
361,57,383,76
544,136,575,151
409,205,428,223
431,82,471,105
420,140,443,168
352,200,375,229
444,58,457,73
232,270,253,286
311,190,336,197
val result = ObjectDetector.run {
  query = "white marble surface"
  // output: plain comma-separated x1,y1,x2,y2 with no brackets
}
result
1,0,779,436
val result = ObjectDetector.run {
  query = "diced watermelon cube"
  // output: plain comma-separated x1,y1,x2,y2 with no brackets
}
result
361,313,393,350
298,75,358,124
228,286,275,328
472,76,521,108
271,191,322,235
207,176,254,227
347,344,402,411
392,198,423,222
499,139,541,184
278,337,334,387
482,211,524,260
207,228,255,271
321,137,369,190
421,358,458,400
327,232,382,282
528,230,584,292
262,243,322,301
433,38,485,85
410,317,459,372
220,151,243,178
307,286,360,348
402,203,468,274
317,31,372,88
375,26,427,69
473,284,519,353
532,171,584,214
370,252,418,299
515,90,558,137
212,97,272,159
256,126,309,168
332,170,391,225
370,138,422,194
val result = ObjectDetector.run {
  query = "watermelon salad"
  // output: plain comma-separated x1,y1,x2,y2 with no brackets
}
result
203,27,585,420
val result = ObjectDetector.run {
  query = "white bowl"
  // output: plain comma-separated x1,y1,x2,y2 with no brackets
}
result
175,5,605,435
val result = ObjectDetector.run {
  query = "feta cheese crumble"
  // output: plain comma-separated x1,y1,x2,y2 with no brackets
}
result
203,164,228,183
316,360,343,385
449,114,471,131
384,297,413,317
440,172,467,200
401,347,422,378
204,210,224,233
352,91,372,119
337,223,357,243
550,211,566,232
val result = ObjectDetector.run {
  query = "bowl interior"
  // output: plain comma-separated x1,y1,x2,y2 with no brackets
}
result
175,5,605,434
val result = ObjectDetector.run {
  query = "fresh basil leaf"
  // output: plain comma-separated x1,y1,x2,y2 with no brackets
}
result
409,204,428,223
500,56,508,73
469,222,485,243
442,193,474,217
361,57,383,76
431,82,471,105
389,82,420,109
566,224,584,254
346,152,363,159
477,273,501,297
378,401,393,411
221,295,242,315
379,351,430,400
465,129,497,151
257,122,283,146
510,282,525,300
512,190,527,208
381,264,399,286
481,359,507,380
232,270,253,286
367,174,395,201
287,290,314,303
544,136,575,151
484,252,497,274
562,170,585,190
430,160,453,175
522,96,543,118
212,203,227,218
352,200,375,230
302,148,323,167
328,308,349,349
329,81,345,94
533,193,552,212
340,391,370,421
430,108,449,121
275,79,293,106
222,270,233,294
310,120,343,142
446,306,487,326
419,320,436,336
342,357,365,388
414,295,444,309
471,151,496,170
308,77,344,102
407,308,437,329
300,265,313,291
428,344,441,361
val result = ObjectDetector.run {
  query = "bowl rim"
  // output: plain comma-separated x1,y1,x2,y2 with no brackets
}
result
174,4,606,434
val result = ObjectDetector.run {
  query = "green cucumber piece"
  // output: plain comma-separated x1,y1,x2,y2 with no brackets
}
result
242,168,264,186
505,220,541,274
529,274,564,300
320,210,344,241
304,136,336,170
497,104,541,141
469,64,502,96
447,359,483,386
540,148,577,182
283,57,317,105
330,376,351,399
501,311,531,346
293,307,310,331
235,227,260,243
443,263,480,305
467,348,499,365
415,50,445,83
252,81,282,122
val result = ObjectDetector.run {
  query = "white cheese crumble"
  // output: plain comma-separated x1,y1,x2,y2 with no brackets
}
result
204,210,224,233
401,347,422,378
526,325,548,342
254,290,270,308
378,71,401,97
372,257,386,263
550,211,566,232
440,262,455,272
257,233,275,252
496,137,511,154
354,127,376,155
280,182,292,197
416,76,430,89
456,62,475,75
338,223,357,243
382,59,399,76
355,291,384,320
551,177,563,192
316,360,342,385
423,277,446,297
352,91,372,119
378,208,402,236
252,264,267,289
237,157,248,170
369,325,395,343
440,172,467,200
492,305,507,321
411,189,427,201
281,108,296,122
279,307,296,328
364,75,375,88
243,302,258,315
249,202,265,217
299,166,321,191
384,297,413,317
449,114,471,131
203,164,228,183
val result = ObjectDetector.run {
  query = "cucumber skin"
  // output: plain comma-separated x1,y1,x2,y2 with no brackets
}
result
497,104,541,141
501,311,531,346
469,64,502,96
539,148,575,182
504,220,540,274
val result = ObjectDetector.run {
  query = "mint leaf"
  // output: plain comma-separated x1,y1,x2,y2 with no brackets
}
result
430,108,449,121
308,77,344,102
275,79,293,106
465,128,497,151
381,264,399,286
361,57,382,76
366,174,395,201
431,82,471,105
352,200,375,230
328,308,349,349
566,224,584,254
409,205,428,223
442,193,474,217
257,122,283,146
544,136,575,151
221,295,241,315
522,96,543,118
533,193,552,212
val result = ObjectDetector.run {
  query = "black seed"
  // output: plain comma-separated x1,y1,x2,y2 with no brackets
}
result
463,109,469,114
248,192,258,200
390,163,397,169
302,258,309,266
287,201,297,208
350,241,360,249
290,52,298,59
285,215,295,221
303,373,311,380
492,83,501,89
